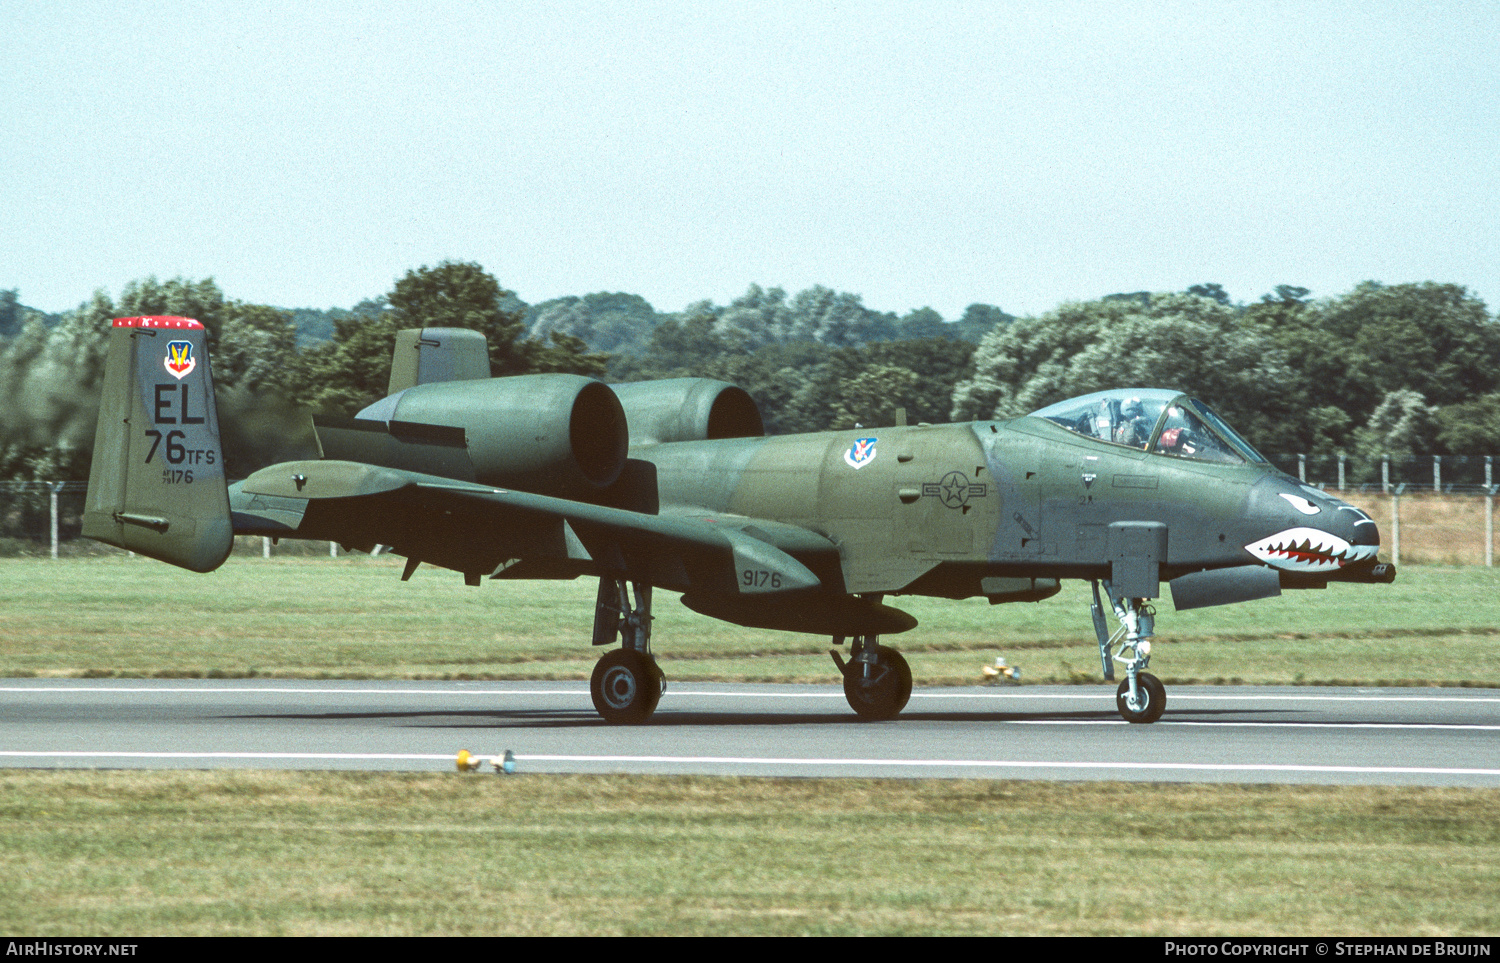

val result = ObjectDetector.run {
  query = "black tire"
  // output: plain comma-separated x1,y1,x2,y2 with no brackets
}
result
1115,672,1166,724
590,649,662,724
843,647,913,721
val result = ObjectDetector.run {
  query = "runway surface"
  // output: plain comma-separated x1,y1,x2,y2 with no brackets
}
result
2,679,1498,785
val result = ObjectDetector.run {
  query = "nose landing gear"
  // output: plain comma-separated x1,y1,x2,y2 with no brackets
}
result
1092,579,1166,724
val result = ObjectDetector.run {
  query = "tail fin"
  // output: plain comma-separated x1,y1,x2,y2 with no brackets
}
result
82,317,233,572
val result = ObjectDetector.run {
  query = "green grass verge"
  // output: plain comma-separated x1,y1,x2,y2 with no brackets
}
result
2,557,1497,687
2,770,1496,936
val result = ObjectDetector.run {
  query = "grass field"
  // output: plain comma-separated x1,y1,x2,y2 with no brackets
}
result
3,555,1498,936
2,771,1498,936
2,555,1497,687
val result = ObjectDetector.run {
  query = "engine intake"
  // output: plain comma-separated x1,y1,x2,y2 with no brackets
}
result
611,378,765,446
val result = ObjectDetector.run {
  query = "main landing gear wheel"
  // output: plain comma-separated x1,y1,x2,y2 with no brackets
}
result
1116,671,1165,724
843,644,913,721
591,649,662,725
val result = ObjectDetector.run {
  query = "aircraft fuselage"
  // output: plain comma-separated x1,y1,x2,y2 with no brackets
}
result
643,416,1379,603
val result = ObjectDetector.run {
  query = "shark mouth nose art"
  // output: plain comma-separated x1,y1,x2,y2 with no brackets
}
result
1245,527,1379,572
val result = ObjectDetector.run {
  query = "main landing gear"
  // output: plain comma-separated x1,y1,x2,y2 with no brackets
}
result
1091,579,1166,724
590,577,664,724
584,578,1163,726
830,634,913,721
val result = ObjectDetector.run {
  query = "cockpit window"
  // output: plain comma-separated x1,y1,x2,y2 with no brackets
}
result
1191,399,1269,463
1153,405,1241,463
1028,389,1268,465
1029,389,1176,450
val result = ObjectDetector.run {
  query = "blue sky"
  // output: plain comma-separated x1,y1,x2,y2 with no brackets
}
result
5,1,1498,319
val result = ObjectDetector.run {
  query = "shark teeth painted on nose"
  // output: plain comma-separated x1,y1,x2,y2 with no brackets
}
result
1244,527,1379,572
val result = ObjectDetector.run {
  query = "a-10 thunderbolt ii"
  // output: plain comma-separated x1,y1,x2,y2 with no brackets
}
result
84,317,1395,724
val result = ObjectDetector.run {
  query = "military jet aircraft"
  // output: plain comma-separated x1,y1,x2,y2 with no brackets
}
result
84,318,1395,724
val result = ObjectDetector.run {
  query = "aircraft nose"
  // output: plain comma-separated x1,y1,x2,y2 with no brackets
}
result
1338,499,1381,551
1244,482,1381,572
1277,486,1380,547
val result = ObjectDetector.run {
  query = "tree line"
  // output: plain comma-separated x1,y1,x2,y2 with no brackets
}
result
1,264,1497,487
950,282,1500,480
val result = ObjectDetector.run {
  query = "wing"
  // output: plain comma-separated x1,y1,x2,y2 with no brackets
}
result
84,319,914,636
231,459,827,599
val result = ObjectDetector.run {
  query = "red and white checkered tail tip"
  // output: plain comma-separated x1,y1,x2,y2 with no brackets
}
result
111,316,204,329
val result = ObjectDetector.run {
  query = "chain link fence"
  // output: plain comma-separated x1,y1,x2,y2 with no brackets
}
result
1268,453,1497,494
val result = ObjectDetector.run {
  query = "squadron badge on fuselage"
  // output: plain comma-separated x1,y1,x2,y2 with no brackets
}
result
844,437,878,470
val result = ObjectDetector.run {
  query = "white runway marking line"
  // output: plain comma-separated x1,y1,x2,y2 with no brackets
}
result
0,686,582,696
4,687,1495,730
4,685,1499,705
675,690,1500,705
1006,720,1500,730
912,692,1500,704
0,751,451,761
520,756,1500,777
2,750,1499,778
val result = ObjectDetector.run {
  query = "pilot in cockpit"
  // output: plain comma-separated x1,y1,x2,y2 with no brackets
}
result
1113,397,1153,449
1032,390,1267,466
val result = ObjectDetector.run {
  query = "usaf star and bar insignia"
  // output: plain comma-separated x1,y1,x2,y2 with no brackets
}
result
923,471,988,509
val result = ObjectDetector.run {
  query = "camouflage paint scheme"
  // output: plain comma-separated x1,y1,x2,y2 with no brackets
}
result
85,321,1393,724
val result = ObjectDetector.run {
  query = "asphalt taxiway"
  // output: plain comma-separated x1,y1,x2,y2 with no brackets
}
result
1,679,1497,785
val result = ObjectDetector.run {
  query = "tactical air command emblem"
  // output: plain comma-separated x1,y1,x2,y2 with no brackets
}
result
844,437,878,470
164,340,196,380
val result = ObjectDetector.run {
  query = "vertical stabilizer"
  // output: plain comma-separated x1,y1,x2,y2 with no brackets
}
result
387,327,490,395
82,317,233,572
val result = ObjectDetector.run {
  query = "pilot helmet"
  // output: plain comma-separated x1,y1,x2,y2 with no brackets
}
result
1121,397,1144,419
1160,426,1195,452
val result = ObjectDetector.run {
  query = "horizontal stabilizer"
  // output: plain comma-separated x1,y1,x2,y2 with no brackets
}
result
241,460,412,500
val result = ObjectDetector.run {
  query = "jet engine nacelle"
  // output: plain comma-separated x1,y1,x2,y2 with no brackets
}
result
611,378,765,447
336,374,630,498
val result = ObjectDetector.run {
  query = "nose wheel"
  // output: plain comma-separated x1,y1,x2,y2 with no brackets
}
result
1115,671,1165,724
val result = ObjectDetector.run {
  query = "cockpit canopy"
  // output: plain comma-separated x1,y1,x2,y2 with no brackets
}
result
1028,389,1268,465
